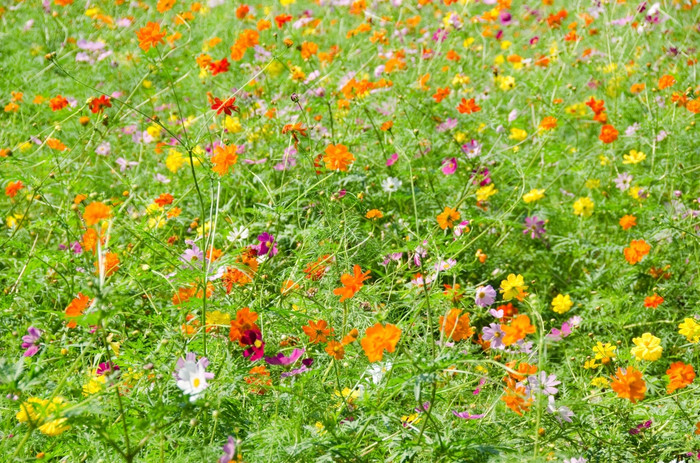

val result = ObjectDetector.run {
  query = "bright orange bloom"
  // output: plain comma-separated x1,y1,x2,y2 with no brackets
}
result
211,144,239,176
221,250,258,290
341,328,359,346
304,254,333,281
229,307,259,344
624,239,651,265
5,180,24,198
619,214,636,230
687,99,700,114
365,209,383,220
154,193,174,207
644,293,664,309
630,83,645,94
333,265,371,301
666,362,695,394
501,384,532,416
611,366,646,403
599,124,618,143
46,138,68,151
81,228,101,254
208,58,230,76
439,308,474,342
65,293,91,328
136,22,167,52
436,207,460,230
457,97,481,114
585,97,605,115
506,361,538,382
302,319,331,344
322,144,355,172
94,252,119,277
235,4,249,18
432,87,450,103
360,323,401,362
83,202,111,226
658,74,676,90
300,41,318,60
325,341,345,360
539,116,557,130
502,314,535,346
49,95,69,111
245,365,271,394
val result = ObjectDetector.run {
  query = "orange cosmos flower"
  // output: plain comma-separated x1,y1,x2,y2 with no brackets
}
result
630,83,645,94
154,193,174,207
302,320,331,344
658,74,676,90
360,322,401,362
539,116,557,130
211,144,239,176
643,293,664,309
365,209,383,220
624,239,650,265
49,95,69,111
611,366,646,403
619,214,636,230
325,341,345,360
432,87,450,103
436,206,460,230
666,362,695,394
341,328,359,346
439,308,474,342
333,265,371,302
46,138,68,151
599,124,618,143
322,144,355,172
502,314,535,346
5,180,24,198
245,365,271,394
501,384,532,416
136,22,167,52
83,202,111,226
65,293,91,328
457,97,481,114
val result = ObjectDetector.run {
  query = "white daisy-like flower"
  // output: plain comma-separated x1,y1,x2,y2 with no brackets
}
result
227,226,249,243
381,177,402,193
174,352,214,402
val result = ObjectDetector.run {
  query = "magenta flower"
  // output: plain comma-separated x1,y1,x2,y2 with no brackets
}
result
386,153,398,166
523,216,546,239
264,348,305,366
220,436,238,463
21,327,41,357
441,157,458,175
256,233,278,257
452,410,485,419
96,361,120,376
241,330,265,362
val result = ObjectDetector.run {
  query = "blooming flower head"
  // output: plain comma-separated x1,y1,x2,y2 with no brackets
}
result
265,348,305,366
441,157,457,175
666,362,695,394
592,341,616,364
437,207,460,230
220,436,239,463
499,274,528,301
678,317,700,343
241,329,265,362
439,308,474,341
333,265,370,302
523,189,545,203
614,173,633,191
630,332,662,361
381,176,402,193
322,144,355,172
551,294,573,314
643,293,663,309
611,366,646,403
523,216,546,239
174,352,214,402
21,326,42,357
83,201,111,226
624,239,651,265
623,149,646,164
16,397,71,436
573,197,594,217
599,124,618,143
619,214,636,230
136,22,166,52
475,285,496,307
360,323,401,362
502,314,535,346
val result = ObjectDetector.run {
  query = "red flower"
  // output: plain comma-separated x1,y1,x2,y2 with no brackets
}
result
89,95,111,114
211,96,239,115
208,58,230,76
275,14,293,28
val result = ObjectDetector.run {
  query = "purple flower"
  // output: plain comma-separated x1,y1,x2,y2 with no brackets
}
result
547,322,572,341
547,396,574,424
452,410,485,419
21,327,41,357
264,348,305,366
527,371,560,396
220,436,238,463
241,330,265,362
432,28,448,42
614,173,633,192
441,157,458,175
475,285,496,307
274,146,297,171
482,323,505,350
180,240,204,268
281,365,310,378
523,216,546,239
256,233,278,257
115,157,138,172
436,118,457,133
461,139,482,158
625,122,640,136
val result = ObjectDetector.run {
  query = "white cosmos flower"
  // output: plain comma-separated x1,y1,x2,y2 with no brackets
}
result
174,352,214,402
227,226,249,243
381,177,402,193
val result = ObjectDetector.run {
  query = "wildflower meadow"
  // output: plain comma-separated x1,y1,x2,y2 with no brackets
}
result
2,0,700,461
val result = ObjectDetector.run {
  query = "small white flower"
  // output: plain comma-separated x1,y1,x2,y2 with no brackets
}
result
174,352,214,402
381,177,402,193
227,226,249,243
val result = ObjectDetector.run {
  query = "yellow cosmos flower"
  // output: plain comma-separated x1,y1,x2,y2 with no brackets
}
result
630,333,662,361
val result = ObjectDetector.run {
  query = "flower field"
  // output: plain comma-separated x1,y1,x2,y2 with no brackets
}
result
1,0,700,461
